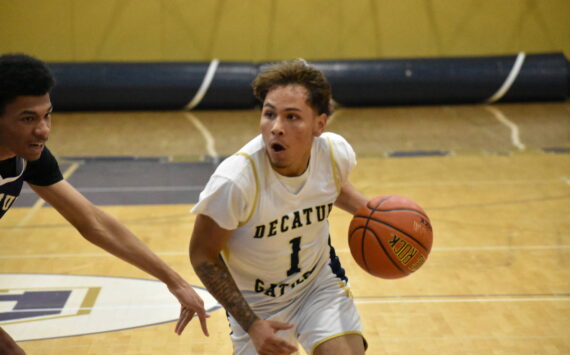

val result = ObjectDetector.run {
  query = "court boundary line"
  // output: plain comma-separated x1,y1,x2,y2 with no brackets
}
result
19,186,205,193
355,295,570,304
1,244,569,259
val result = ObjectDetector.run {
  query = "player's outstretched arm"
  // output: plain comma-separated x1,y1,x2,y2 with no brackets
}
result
0,327,25,355
334,181,369,215
190,214,297,354
30,180,209,336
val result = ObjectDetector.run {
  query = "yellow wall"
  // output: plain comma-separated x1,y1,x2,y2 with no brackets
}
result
1,0,568,62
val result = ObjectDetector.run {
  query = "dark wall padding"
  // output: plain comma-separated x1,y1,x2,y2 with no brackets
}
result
315,53,569,106
49,53,568,111
50,62,257,111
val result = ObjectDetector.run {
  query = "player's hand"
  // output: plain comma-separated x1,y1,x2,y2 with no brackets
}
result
0,327,26,355
168,281,210,336
248,319,298,355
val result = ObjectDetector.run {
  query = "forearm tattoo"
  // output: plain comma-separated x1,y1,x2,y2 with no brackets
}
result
194,261,259,331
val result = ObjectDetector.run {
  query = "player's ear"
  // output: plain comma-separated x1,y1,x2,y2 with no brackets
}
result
313,113,327,137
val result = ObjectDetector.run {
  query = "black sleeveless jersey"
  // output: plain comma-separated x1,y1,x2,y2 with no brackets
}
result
0,147,63,219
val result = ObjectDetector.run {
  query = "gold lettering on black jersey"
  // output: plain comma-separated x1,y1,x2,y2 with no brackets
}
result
1,194,17,211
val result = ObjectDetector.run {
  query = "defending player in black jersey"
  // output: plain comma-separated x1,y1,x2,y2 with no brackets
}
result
0,54,209,354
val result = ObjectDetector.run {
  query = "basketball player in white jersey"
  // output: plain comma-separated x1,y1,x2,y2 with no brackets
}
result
0,54,209,354
188,59,368,354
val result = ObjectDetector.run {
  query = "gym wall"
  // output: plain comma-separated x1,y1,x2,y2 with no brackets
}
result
1,0,569,62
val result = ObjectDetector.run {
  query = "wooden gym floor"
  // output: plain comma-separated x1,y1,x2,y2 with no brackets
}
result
1,102,569,354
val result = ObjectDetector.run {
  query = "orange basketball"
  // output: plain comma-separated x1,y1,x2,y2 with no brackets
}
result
348,195,433,279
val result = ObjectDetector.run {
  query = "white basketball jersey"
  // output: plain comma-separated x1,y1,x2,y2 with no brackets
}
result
192,132,356,310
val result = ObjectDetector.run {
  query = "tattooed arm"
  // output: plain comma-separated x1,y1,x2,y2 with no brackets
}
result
190,214,298,354
190,214,257,330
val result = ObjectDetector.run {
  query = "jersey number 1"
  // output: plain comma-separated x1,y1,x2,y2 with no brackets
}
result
286,236,302,276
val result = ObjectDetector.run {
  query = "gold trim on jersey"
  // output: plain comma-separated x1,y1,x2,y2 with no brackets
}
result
337,281,353,298
326,136,341,193
0,157,27,186
310,331,367,354
221,246,231,261
234,152,259,227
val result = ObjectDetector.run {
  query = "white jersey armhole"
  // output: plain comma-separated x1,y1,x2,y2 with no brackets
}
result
325,136,342,194
234,152,260,227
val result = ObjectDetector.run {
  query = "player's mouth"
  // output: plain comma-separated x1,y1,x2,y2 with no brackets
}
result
29,142,45,153
271,142,286,153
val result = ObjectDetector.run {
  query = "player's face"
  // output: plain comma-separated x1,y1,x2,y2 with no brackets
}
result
0,94,52,161
260,84,327,177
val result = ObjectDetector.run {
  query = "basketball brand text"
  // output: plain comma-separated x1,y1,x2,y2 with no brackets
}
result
408,255,426,271
388,234,419,265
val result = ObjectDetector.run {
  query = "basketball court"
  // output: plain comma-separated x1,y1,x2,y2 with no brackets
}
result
1,102,569,354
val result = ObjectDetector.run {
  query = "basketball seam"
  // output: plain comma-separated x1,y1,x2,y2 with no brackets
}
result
350,225,409,276
352,215,430,252
361,218,370,271
362,195,396,274
375,208,429,219
369,195,393,210
367,226,409,276
361,196,391,270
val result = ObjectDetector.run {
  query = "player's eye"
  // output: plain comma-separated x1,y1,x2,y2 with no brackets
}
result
263,111,276,119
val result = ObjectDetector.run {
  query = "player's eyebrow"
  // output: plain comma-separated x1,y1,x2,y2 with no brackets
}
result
18,105,53,116
18,110,40,116
263,103,302,112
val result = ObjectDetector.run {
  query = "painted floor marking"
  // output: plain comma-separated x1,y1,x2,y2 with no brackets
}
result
185,112,219,164
484,105,526,151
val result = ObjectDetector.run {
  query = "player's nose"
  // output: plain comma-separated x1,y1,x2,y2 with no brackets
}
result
271,115,285,136
34,118,50,139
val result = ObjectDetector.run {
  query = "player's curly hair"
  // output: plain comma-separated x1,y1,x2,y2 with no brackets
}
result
252,58,333,116
0,54,55,115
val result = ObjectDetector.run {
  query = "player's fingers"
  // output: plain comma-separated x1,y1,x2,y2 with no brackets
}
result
196,309,210,337
175,315,188,335
175,308,193,335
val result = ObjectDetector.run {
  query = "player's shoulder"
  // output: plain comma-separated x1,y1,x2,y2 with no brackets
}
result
213,135,263,181
316,131,352,151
